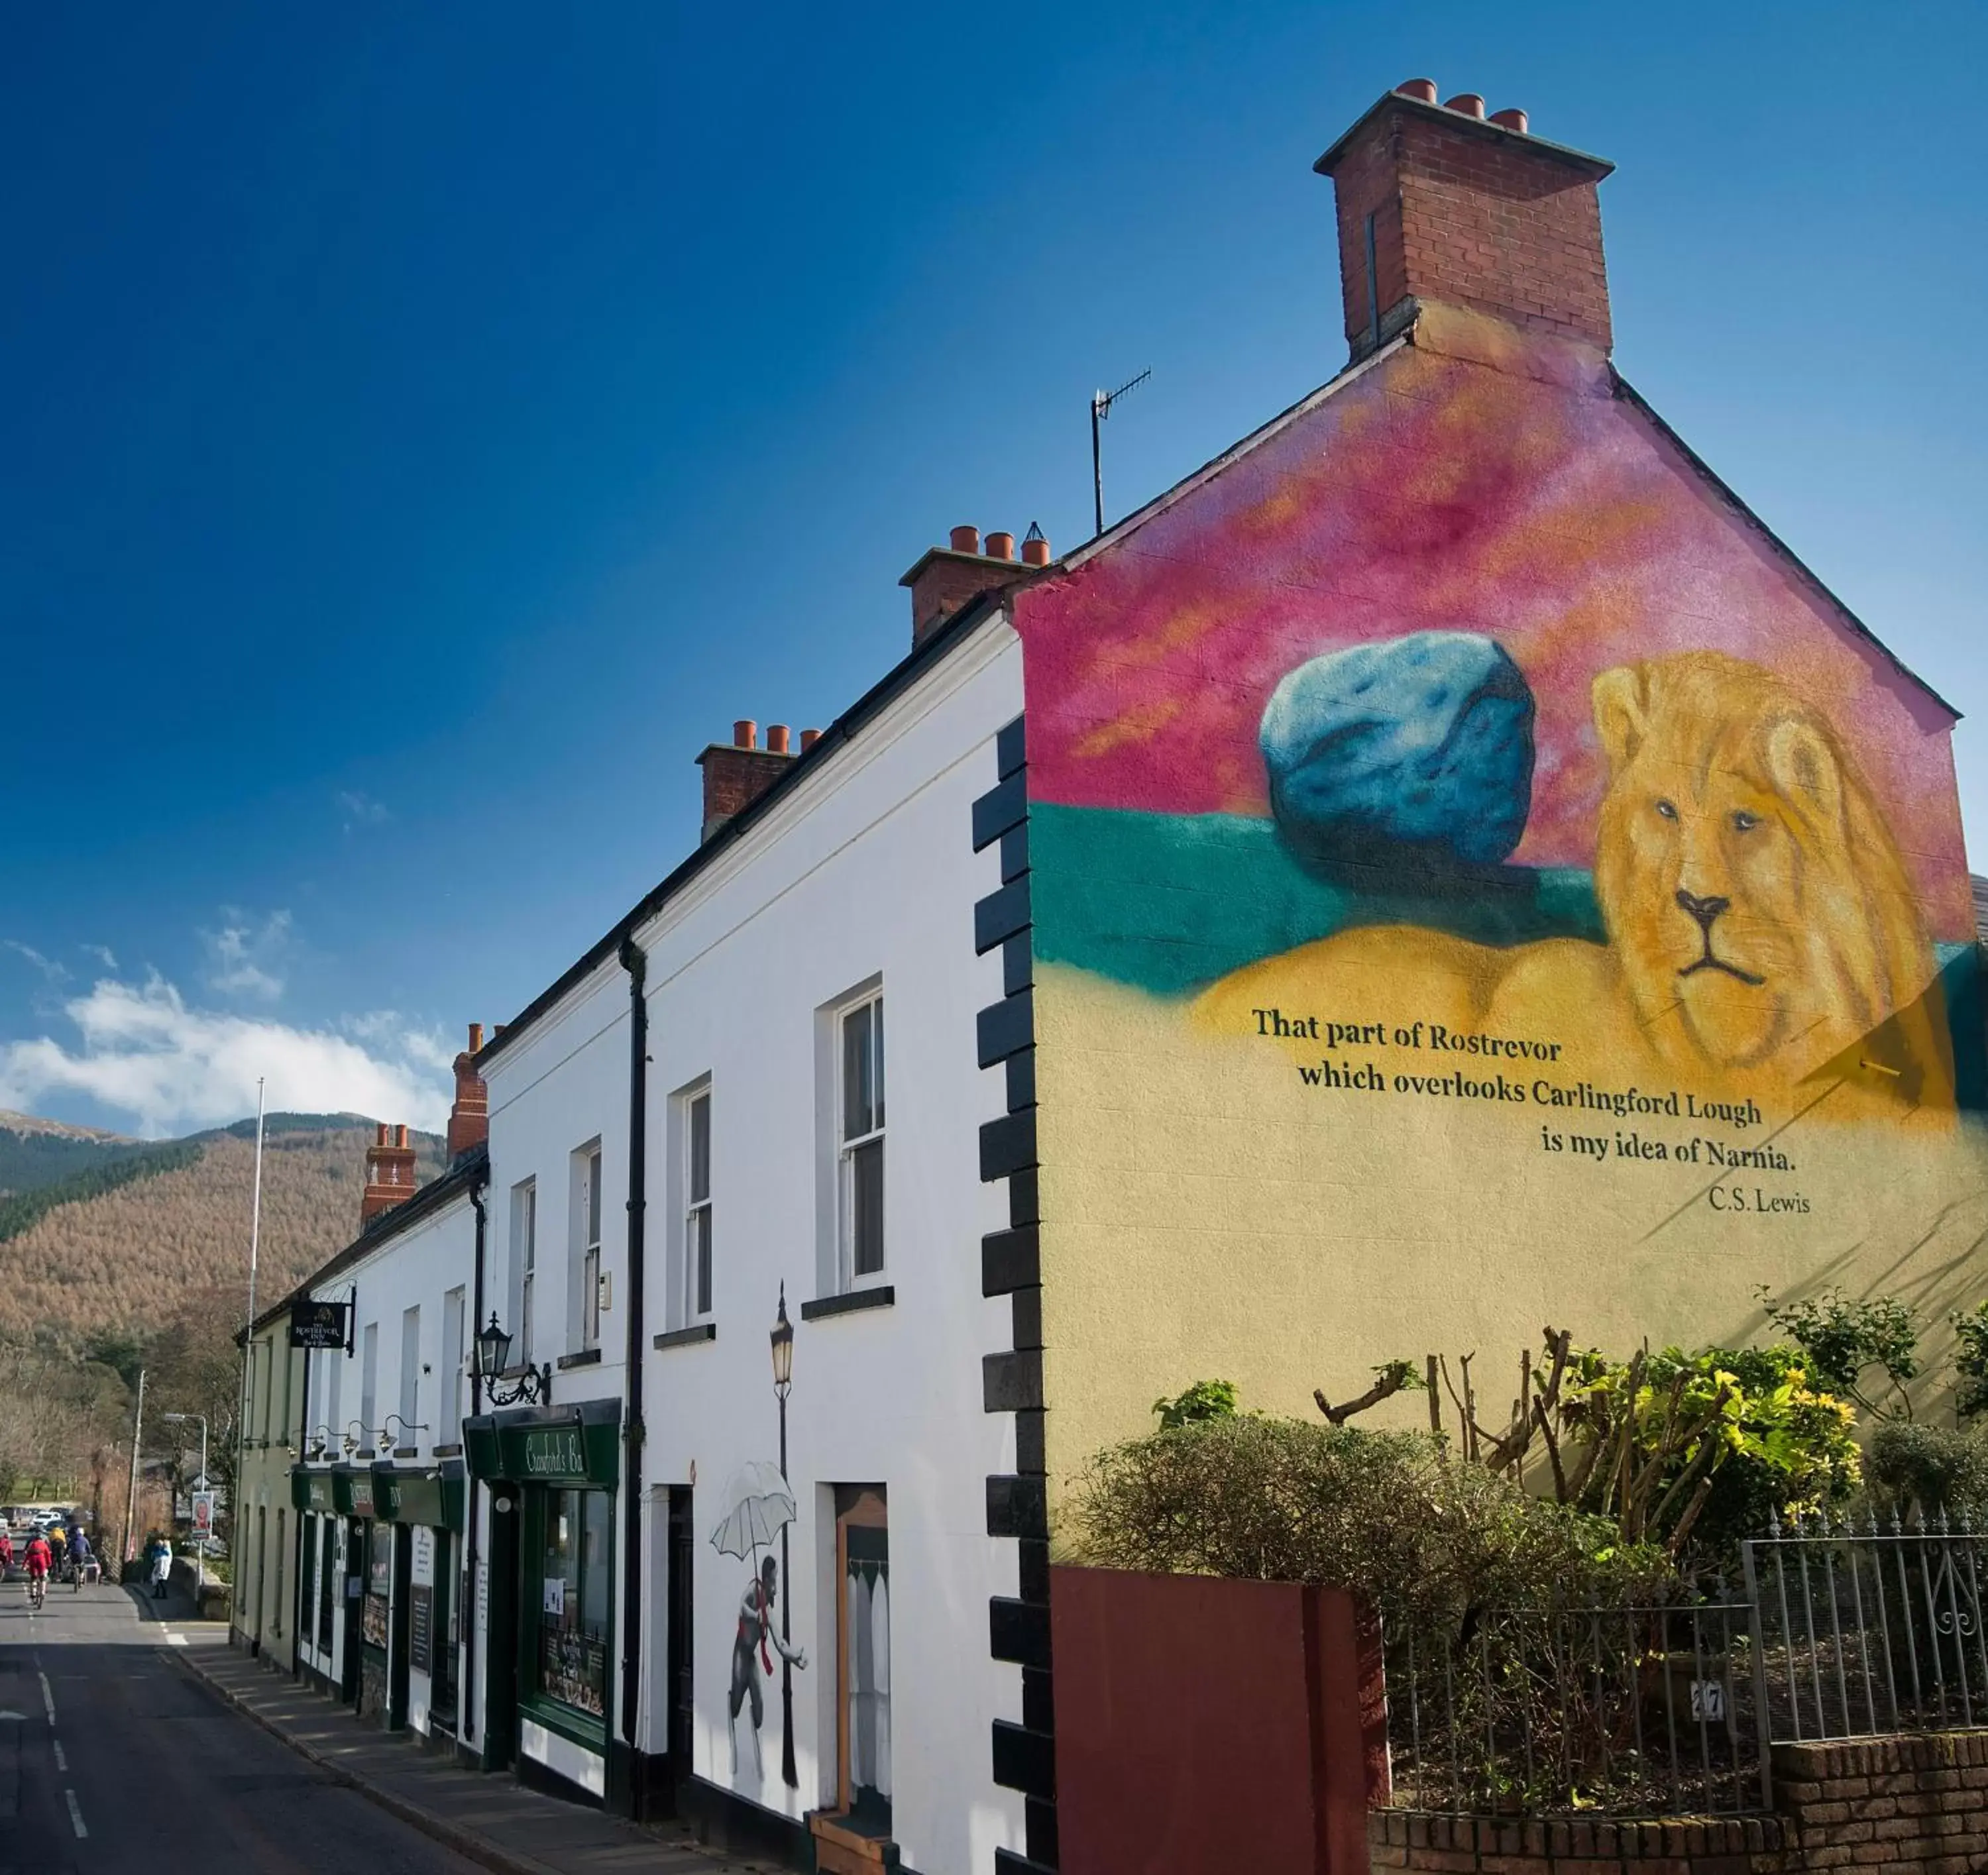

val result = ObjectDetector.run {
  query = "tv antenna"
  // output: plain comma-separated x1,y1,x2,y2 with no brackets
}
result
1090,368,1150,537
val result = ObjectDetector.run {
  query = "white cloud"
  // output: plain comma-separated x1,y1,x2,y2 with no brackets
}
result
5,940,68,985
203,908,292,1002
337,790,391,830
0,974,451,1139
82,944,118,970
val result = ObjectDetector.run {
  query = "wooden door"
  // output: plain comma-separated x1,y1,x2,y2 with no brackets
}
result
833,1486,889,1834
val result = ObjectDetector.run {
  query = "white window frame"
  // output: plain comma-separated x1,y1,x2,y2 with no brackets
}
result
511,1180,537,1369
398,1305,421,1441
442,1285,466,1435
359,1322,379,1450
574,1143,604,1353
685,1085,713,1321
836,989,886,1289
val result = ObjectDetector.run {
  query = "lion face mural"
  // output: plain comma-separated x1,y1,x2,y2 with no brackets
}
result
1197,649,1953,1115
1590,651,1939,1083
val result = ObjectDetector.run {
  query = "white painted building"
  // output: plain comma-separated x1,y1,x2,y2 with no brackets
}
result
463,601,1030,1872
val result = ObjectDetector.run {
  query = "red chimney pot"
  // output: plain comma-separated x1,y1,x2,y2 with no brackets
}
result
985,531,1015,561
1394,78,1439,103
468,1021,484,1053
800,729,821,751
949,525,981,554
767,723,791,755
1444,93,1486,118
1489,107,1529,133
1021,533,1052,568
733,719,757,750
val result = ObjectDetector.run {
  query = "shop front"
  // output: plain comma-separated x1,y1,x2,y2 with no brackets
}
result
463,1399,620,1805
290,1468,343,1691
337,1465,381,1714
374,1463,467,1742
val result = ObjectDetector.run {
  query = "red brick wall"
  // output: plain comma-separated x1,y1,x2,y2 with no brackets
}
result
1369,1732,1988,1875
696,744,793,839
1328,101,1611,356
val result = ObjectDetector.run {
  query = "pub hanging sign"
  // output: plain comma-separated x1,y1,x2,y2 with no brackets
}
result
290,1301,351,1350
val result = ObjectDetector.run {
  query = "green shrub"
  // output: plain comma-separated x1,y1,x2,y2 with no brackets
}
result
1068,1413,1671,1629
1150,1379,1238,1429
1865,1421,1988,1524
1952,1303,1988,1422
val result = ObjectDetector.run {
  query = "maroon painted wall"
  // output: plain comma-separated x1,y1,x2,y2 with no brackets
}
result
1050,1566,1376,1875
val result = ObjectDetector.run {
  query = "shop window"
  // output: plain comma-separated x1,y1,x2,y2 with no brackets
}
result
362,1522,392,1651
533,1487,611,1721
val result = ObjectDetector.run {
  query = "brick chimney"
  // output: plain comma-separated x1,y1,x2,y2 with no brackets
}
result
1315,80,1614,361
447,1023,488,1160
697,719,795,841
900,523,1054,649
361,1122,419,1224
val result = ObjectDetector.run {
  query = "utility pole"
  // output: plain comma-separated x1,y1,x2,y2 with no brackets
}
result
123,1366,146,1564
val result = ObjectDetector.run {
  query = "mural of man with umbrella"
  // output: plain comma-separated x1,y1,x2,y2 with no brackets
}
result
711,1458,808,1782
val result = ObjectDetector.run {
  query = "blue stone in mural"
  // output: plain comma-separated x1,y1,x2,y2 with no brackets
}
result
1260,631,1535,868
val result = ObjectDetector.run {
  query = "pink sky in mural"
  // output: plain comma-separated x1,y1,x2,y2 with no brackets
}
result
1015,332,1971,939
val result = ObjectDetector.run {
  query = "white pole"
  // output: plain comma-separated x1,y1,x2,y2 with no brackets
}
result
231,1077,265,1607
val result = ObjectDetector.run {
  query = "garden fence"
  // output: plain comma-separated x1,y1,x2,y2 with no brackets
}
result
1380,1511,1988,1818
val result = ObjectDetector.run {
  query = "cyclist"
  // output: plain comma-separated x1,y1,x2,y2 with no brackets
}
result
67,1524,92,1591
0,1528,13,1576
23,1529,52,1607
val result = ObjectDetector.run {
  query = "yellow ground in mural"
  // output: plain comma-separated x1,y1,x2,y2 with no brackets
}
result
1033,961,1988,1523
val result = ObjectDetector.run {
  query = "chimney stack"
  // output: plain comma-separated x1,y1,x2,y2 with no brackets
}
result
1315,80,1614,361
697,717,796,840
447,1023,489,1160
899,523,1054,648
362,1120,419,1224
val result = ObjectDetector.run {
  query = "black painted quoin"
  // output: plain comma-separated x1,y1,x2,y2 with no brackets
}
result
973,714,1058,1875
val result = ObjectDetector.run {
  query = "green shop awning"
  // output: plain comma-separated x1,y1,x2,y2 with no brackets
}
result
290,1467,336,1513
371,1462,467,1528
332,1466,378,1518
463,1399,620,1490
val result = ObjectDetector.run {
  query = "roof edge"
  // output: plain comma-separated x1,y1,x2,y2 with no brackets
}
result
1313,89,1613,181
1608,372,1961,723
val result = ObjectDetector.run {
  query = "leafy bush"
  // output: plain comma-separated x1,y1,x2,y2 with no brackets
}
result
1755,1286,1919,1419
1865,1420,1988,1524
1150,1379,1237,1429
1069,1413,1671,1628
1952,1303,1988,1422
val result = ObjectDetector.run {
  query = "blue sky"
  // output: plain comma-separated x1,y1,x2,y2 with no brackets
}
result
4,3,1984,1136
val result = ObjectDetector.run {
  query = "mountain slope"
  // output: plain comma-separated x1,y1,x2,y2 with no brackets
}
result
0,1114,447,1347
0,1111,147,1198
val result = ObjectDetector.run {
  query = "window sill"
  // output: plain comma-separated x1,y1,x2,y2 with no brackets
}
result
801,1285,895,1322
522,1692,608,1754
393,1446,419,1460
433,1443,463,1458
652,1322,716,1352
555,1348,602,1371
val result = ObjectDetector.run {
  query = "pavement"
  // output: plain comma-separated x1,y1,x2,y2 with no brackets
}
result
0,1571,771,1875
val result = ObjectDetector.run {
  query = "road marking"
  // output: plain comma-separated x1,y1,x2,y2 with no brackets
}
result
164,1631,187,1648
65,1789,86,1838
52,1739,66,1772
38,1673,53,1723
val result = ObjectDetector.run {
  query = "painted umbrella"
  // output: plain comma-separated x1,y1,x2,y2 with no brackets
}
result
708,1460,796,1561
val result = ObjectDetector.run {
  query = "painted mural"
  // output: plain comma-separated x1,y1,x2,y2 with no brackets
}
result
1011,308,1988,1496
710,1459,808,1785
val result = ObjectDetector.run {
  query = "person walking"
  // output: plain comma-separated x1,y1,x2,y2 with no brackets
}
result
148,1533,173,1600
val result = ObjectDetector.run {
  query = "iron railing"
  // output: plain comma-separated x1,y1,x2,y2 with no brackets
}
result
1382,1589,1765,1817
1742,1508,1988,1755
1382,1513,1988,1820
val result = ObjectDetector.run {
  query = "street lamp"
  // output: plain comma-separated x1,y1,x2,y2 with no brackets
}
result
159,1412,209,1589
378,1414,427,1454
474,1312,548,1407
770,1284,797,1790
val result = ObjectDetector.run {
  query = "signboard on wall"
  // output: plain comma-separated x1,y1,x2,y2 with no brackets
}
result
190,1492,215,1539
409,1585,433,1676
289,1302,350,1350
411,1525,435,1589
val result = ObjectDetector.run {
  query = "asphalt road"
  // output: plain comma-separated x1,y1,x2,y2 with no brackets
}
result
0,1574,484,1874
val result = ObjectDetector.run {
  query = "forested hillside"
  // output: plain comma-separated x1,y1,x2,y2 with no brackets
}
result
0,1114,446,1348
0,1110,144,1196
